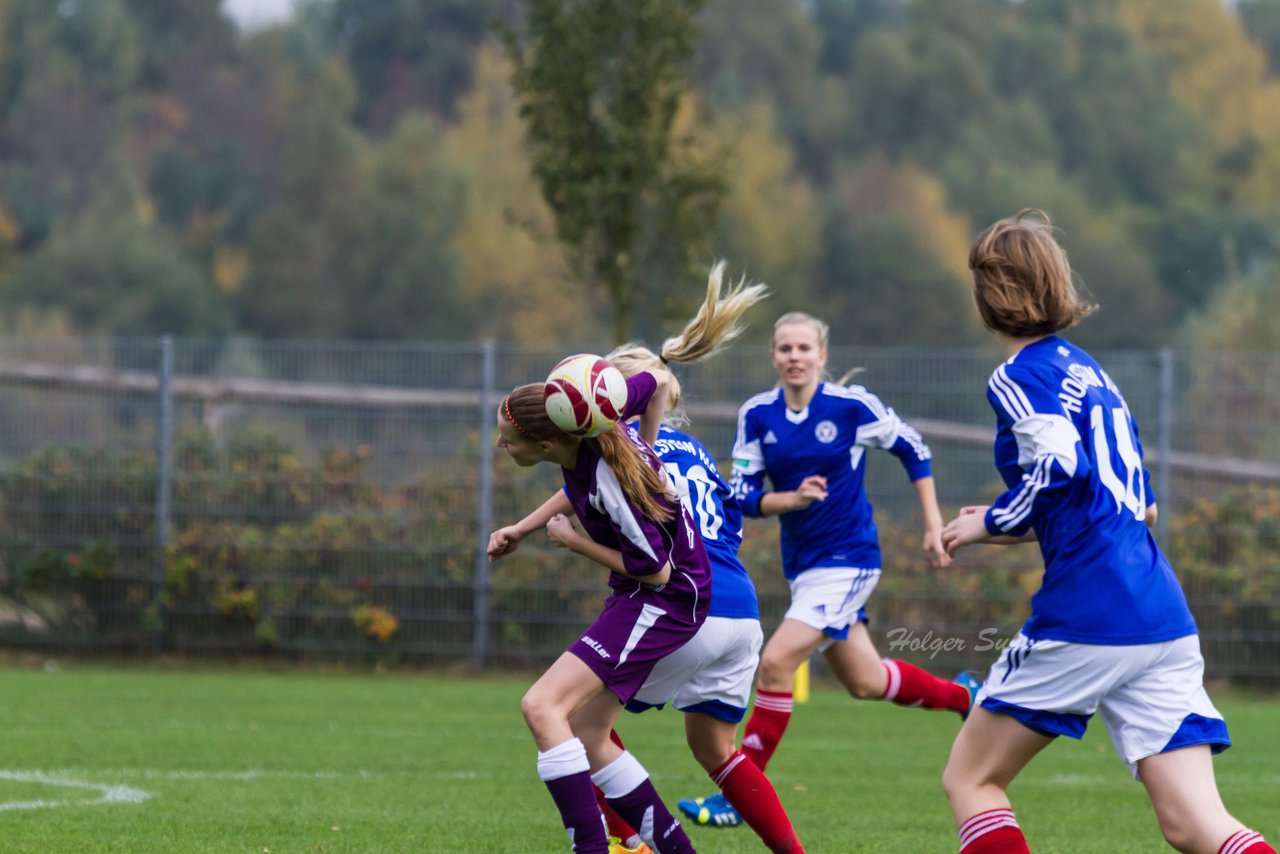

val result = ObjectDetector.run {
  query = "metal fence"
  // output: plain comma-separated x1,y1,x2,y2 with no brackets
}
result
0,337,1275,680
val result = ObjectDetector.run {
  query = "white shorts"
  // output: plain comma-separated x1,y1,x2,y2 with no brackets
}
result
977,632,1231,777
627,616,763,723
784,567,879,650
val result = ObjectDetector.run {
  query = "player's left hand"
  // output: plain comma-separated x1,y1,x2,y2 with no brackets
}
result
941,507,992,556
545,513,578,548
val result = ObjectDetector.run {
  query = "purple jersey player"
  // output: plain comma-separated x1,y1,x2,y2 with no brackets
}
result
488,368,709,854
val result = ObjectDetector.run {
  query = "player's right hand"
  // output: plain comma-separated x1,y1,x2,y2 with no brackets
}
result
791,474,828,510
486,526,523,560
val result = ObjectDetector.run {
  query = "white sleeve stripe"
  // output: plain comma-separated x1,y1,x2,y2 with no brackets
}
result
991,457,1046,528
826,384,891,420
988,367,1026,420
991,456,1050,530
895,419,931,461
989,365,1033,420
999,365,1035,417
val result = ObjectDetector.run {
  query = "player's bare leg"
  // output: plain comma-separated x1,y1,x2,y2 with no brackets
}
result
523,654,617,853
822,622,887,698
756,618,825,692
1139,745,1274,854
942,708,1052,853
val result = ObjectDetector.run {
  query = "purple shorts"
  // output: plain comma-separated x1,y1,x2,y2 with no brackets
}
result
569,569,709,705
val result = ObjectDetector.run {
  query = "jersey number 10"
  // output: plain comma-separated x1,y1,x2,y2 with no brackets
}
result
664,463,724,542
1089,404,1146,520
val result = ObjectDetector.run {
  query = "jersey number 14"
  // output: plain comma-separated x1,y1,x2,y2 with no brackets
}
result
1089,404,1146,519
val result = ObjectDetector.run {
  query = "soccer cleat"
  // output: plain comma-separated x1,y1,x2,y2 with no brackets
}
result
608,836,652,854
677,792,743,827
955,670,983,719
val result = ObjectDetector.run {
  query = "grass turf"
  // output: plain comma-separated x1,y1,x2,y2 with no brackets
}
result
0,664,1274,852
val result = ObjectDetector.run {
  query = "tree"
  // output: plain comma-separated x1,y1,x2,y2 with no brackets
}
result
500,0,724,343
819,153,983,346
0,219,232,336
324,0,506,132
1239,0,1280,78
446,42,601,344
709,101,821,307
1116,0,1280,214
1181,267,1280,459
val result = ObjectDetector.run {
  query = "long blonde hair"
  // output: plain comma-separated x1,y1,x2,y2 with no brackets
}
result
501,383,673,523
608,260,769,424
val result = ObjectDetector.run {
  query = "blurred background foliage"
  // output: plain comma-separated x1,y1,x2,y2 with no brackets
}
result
0,0,1278,353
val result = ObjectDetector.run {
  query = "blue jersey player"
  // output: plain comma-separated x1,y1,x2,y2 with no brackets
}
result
940,210,1273,854
683,311,975,826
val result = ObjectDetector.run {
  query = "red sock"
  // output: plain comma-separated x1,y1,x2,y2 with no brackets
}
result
882,659,969,712
958,808,1030,854
1220,829,1277,853
595,730,639,844
741,689,792,772
712,752,803,853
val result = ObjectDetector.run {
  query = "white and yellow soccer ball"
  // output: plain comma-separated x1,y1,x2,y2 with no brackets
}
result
543,353,628,438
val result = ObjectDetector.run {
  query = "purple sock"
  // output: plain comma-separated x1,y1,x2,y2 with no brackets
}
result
538,738,609,853
606,777,695,854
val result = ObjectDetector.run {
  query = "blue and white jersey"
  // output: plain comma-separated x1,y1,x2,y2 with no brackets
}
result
731,382,933,580
652,425,759,620
983,336,1195,644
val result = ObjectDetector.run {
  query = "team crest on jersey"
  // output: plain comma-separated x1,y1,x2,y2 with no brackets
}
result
814,420,838,443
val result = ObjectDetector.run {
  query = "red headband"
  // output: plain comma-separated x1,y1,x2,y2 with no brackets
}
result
503,395,535,440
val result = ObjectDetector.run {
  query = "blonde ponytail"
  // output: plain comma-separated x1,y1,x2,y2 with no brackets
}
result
608,260,769,424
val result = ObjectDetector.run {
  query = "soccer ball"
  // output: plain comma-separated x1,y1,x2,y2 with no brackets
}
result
543,354,628,438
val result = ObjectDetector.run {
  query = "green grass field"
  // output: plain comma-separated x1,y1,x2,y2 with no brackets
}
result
0,664,1274,853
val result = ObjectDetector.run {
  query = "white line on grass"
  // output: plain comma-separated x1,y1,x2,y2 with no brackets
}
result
0,770,150,812
13,768,344,781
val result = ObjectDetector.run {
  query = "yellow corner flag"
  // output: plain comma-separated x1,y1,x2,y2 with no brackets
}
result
793,658,810,704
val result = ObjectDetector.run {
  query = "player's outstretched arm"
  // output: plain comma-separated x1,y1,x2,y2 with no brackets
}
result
486,490,573,561
941,505,1037,556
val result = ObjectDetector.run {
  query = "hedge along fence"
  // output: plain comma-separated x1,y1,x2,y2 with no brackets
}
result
0,430,474,660
0,429,1276,680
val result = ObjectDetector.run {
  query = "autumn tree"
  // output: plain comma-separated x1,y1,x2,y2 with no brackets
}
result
500,0,724,343
446,42,601,344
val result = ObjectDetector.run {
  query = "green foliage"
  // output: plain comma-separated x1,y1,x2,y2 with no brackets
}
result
500,0,725,343
0,0,1278,344
0,429,474,654
323,0,501,129
1240,0,1280,77
0,220,232,335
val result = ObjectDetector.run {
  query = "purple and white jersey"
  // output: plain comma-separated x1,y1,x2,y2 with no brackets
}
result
560,373,713,596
